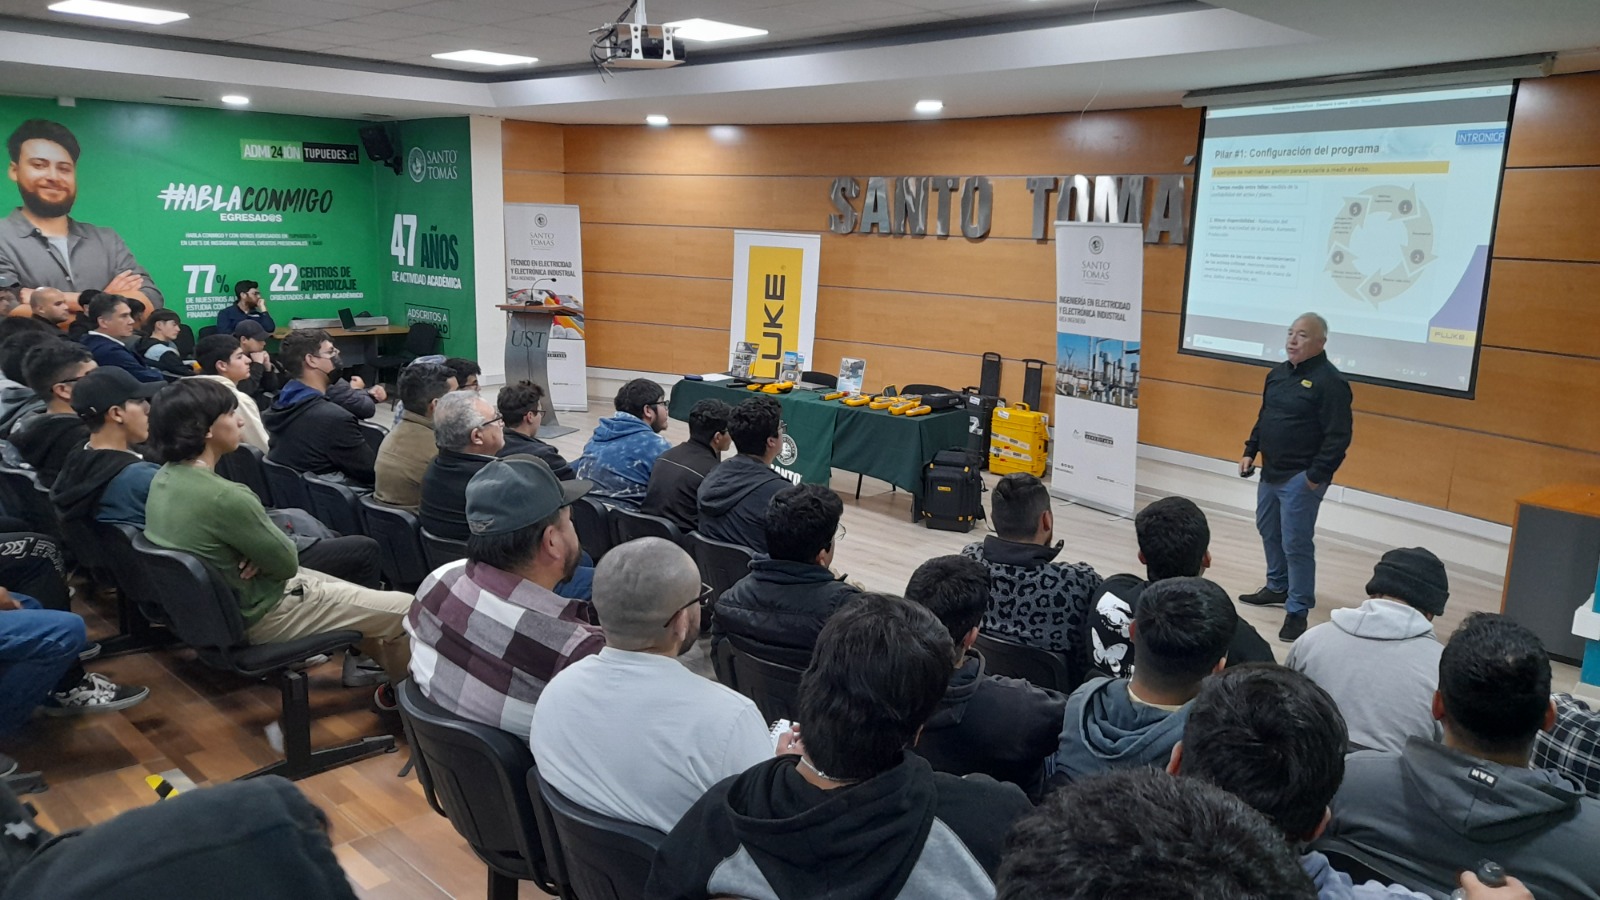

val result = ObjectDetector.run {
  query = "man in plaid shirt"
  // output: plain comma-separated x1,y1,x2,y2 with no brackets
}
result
1536,692,1600,799
405,455,602,736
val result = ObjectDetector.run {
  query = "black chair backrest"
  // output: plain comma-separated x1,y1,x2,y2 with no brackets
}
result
570,496,612,560
359,496,430,590
716,640,805,723
528,765,666,900
404,323,441,357
396,680,550,886
128,531,246,659
358,422,387,455
176,323,196,357
799,370,837,389
197,324,218,342
302,474,363,536
974,632,1078,694
686,532,756,604
608,507,682,547
215,444,272,507
104,523,172,628
0,466,59,536
420,529,467,571
261,457,311,510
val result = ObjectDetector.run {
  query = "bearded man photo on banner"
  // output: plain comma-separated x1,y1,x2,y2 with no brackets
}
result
1,119,163,309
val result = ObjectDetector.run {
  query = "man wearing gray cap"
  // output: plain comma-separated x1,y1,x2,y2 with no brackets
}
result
532,537,781,833
405,455,603,736
1286,547,1449,753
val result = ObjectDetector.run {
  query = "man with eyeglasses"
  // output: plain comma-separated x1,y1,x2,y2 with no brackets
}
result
575,377,672,509
9,337,93,485
262,327,376,486
407,455,602,737
532,536,788,833
419,390,508,540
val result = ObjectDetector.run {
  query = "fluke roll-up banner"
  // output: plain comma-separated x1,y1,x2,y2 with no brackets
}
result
1051,221,1143,517
729,231,820,379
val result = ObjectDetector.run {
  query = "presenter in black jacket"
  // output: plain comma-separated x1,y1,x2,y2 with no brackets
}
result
1238,312,1352,642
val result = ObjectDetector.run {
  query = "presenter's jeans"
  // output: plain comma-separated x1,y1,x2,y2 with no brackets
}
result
1256,471,1327,615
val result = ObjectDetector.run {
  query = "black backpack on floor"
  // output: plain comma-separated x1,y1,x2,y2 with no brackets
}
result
917,448,986,533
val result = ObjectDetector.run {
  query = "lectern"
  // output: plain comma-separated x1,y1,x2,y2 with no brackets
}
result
498,303,583,439
1502,484,1600,665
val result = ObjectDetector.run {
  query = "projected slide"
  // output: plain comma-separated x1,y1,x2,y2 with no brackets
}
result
1181,84,1514,394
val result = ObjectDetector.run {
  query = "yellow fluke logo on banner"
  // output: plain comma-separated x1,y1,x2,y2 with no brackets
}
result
743,246,804,378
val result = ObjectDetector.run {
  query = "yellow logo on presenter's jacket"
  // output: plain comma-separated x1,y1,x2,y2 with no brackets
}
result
1301,379,1313,388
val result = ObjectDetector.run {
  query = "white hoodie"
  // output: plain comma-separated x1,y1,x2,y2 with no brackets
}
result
1285,598,1443,753
195,374,270,452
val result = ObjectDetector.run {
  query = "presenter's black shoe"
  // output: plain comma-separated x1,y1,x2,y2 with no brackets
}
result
1240,586,1289,607
1278,613,1308,642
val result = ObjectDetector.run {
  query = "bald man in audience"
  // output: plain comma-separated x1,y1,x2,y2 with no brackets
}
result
27,286,72,329
531,537,781,833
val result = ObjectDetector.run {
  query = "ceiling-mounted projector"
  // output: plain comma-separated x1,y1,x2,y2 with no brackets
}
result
591,1,684,72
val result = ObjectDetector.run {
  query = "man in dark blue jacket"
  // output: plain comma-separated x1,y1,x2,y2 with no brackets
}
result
215,279,274,335
78,293,162,383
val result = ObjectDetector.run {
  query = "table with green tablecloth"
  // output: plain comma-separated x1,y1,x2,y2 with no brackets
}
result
668,380,970,500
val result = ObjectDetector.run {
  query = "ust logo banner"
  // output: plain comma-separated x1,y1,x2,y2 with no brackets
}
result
743,246,804,378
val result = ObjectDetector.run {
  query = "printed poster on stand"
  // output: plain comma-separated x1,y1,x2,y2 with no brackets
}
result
1050,222,1143,517
505,202,587,411
729,231,820,379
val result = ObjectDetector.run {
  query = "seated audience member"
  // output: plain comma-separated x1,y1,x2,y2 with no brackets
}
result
1323,613,1600,898
214,280,274,335
1174,664,1434,899
575,378,671,508
533,537,777,832
78,293,163,382
0,584,148,737
11,339,94,485
374,362,456,510
1,776,357,900
646,594,1033,899
444,357,480,392
50,368,163,527
406,456,601,735
642,397,729,531
134,308,192,377
711,483,859,667
0,329,53,437
28,287,74,329
695,396,788,552
262,328,375,486
962,472,1102,685
1087,496,1272,679
418,390,505,541
1535,692,1600,798
995,767,1317,900
1052,576,1235,785
904,554,1066,796
233,320,283,403
1286,547,1449,753
496,379,574,480
323,372,385,421
145,379,413,706
193,334,269,451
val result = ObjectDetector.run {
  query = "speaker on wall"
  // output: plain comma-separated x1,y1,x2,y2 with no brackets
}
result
359,125,403,175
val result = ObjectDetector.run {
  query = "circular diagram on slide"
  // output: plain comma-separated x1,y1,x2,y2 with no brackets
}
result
1325,185,1435,308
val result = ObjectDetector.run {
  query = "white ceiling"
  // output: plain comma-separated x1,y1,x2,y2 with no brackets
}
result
0,0,1596,124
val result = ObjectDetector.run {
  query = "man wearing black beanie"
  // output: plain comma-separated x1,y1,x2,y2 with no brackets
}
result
1286,547,1449,753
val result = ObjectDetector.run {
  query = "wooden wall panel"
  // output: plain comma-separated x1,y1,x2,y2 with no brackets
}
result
1493,168,1600,263
1140,311,1269,396
583,223,733,280
585,321,727,374
1338,415,1456,511
584,273,730,330
1448,433,1600,523
814,289,1054,361
1505,71,1600,169
1137,381,1259,461
502,120,565,173
502,171,564,204
1483,259,1600,358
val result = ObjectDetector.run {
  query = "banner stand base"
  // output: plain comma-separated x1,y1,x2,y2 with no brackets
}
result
1047,488,1133,520
538,424,578,439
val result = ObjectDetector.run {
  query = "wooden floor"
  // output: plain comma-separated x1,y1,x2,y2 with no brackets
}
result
5,394,1576,899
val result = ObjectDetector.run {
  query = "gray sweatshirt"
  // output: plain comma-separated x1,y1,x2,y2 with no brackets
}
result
1285,598,1441,753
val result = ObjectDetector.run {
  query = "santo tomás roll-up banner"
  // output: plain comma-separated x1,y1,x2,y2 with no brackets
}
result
504,202,586,411
729,230,820,379
1051,221,1143,517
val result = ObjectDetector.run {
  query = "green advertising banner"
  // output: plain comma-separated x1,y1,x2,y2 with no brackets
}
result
0,98,478,357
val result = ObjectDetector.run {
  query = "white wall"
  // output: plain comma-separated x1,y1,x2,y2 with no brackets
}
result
469,114,508,384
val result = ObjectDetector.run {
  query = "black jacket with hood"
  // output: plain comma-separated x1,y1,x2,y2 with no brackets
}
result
1321,738,1600,899
695,454,790,554
1086,572,1274,679
50,447,142,523
262,379,375,485
497,428,575,481
643,753,1032,900
9,412,87,487
915,650,1066,799
711,557,861,668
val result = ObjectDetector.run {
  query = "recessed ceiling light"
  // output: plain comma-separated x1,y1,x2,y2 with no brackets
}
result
664,18,767,42
430,49,538,66
915,100,944,114
220,95,249,106
645,115,670,127
47,0,188,25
